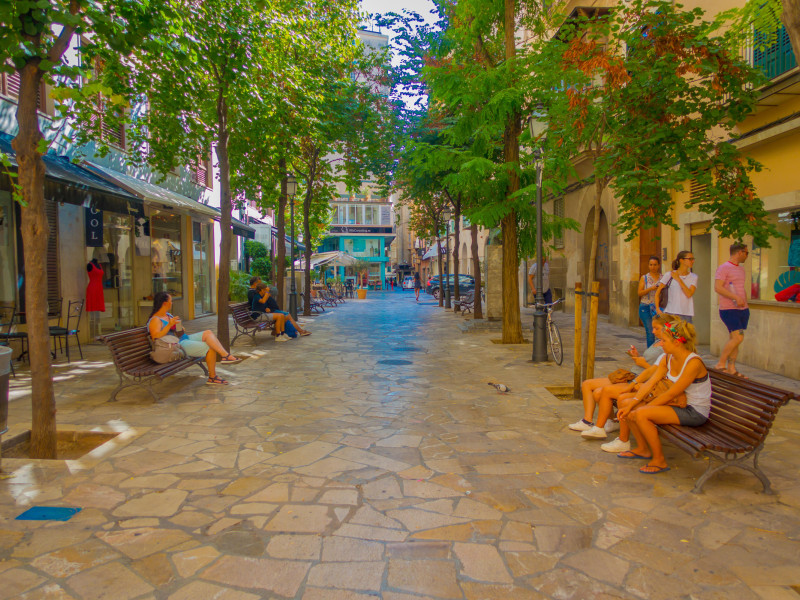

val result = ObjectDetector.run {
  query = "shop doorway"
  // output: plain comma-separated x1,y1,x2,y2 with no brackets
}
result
584,207,610,315
87,213,134,334
691,231,712,345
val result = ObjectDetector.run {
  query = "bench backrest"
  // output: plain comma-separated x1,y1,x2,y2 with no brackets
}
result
707,369,794,447
99,327,155,371
230,302,255,323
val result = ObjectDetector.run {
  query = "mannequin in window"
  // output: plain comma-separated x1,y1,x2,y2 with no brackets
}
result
86,258,105,337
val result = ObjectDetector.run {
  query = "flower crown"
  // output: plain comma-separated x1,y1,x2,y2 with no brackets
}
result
664,321,687,344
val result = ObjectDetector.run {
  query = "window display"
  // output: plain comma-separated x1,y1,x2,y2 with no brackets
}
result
193,220,212,315
0,193,15,302
151,212,183,302
751,208,800,303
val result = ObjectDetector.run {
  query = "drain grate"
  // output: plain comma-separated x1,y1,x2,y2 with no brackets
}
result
593,356,616,362
377,359,413,366
390,346,423,353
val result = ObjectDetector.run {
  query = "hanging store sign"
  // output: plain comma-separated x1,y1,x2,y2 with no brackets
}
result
85,206,103,247
331,225,393,234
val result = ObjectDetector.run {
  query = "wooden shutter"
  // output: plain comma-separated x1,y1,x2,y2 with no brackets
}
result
45,200,60,308
689,175,709,205
191,155,210,188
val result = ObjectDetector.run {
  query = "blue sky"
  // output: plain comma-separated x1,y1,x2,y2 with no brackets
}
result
360,0,437,27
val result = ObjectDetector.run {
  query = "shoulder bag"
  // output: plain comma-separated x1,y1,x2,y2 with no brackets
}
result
658,275,673,311
150,334,185,364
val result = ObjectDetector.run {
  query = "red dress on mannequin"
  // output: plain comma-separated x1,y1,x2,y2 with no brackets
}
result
86,263,106,312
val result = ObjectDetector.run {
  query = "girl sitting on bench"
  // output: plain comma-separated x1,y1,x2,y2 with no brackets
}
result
148,292,240,385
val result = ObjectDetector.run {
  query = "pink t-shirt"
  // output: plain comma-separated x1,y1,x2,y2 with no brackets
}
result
715,261,748,310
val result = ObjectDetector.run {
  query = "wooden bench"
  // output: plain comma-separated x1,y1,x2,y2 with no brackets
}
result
657,368,798,494
98,327,207,402
230,302,273,345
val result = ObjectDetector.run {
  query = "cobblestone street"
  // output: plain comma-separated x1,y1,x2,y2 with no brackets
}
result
2,291,799,600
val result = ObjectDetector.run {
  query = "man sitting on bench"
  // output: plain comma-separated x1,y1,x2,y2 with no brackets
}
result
250,282,291,342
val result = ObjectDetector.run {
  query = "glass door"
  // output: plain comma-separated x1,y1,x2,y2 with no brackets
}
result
87,213,134,333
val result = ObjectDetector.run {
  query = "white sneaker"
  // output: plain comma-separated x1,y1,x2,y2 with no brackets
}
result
275,334,290,342
601,437,630,453
604,420,620,433
581,426,608,439
568,419,593,432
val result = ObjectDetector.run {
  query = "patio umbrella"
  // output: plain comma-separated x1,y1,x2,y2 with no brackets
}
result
294,251,357,270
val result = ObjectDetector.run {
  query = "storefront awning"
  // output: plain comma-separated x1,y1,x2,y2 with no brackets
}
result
82,161,256,238
294,251,356,270
0,134,140,205
421,244,446,260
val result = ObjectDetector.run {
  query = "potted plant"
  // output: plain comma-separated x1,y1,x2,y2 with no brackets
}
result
353,260,371,299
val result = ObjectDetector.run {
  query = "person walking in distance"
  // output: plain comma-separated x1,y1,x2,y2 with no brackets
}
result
655,250,697,323
527,254,551,305
414,272,422,302
713,243,750,377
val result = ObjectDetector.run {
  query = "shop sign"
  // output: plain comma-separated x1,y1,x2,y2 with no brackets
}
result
85,207,103,247
332,225,393,234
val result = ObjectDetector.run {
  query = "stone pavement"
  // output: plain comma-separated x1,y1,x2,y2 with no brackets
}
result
1,291,799,600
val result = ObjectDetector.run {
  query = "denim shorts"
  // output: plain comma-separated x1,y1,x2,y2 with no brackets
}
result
672,405,708,427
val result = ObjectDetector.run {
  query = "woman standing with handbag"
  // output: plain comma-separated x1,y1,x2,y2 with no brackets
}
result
638,256,661,347
655,250,698,323
148,292,240,385
616,318,711,474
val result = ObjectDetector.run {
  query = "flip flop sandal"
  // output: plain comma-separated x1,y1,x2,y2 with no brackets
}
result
206,376,229,385
639,465,670,474
618,451,651,460
221,355,242,363
299,331,311,336
730,371,749,379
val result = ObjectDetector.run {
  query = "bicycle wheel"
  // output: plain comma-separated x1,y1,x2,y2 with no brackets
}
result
548,319,563,365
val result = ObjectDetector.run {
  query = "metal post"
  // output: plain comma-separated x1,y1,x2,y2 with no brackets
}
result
444,219,452,309
289,194,298,321
532,148,548,363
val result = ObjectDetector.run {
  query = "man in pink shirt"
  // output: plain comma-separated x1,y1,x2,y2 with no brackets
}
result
713,242,750,377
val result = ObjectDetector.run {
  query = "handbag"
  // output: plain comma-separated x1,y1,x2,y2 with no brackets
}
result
608,369,637,384
641,377,687,408
658,275,673,311
150,334,185,364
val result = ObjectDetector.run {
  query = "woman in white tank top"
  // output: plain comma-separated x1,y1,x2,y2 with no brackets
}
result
616,317,710,474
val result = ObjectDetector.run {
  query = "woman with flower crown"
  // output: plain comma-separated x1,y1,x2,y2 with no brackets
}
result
615,317,711,474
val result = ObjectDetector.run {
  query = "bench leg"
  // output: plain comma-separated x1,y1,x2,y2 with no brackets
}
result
692,444,773,495
109,372,159,403
197,362,209,377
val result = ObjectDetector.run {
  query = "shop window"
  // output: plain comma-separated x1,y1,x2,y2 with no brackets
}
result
750,208,800,303
150,212,183,306
192,221,212,315
347,205,359,224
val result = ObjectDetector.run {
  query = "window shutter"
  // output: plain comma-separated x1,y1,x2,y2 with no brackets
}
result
45,199,60,307
553,197,565,248
689,176,708,204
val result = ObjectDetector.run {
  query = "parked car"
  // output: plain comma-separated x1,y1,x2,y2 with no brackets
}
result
426,274,475,299
402,276,415,290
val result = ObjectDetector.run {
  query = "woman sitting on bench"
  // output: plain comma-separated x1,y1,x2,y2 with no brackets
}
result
616,317,710,474
148,292,240,385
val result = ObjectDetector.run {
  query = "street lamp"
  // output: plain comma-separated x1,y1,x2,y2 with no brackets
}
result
286,173,298,321
529,109,548,363
442,208,452,309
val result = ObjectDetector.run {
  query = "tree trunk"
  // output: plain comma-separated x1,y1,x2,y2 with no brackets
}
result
276,159,287,303
501,0,524,344
453,196,461,311
782,0,800,66
471,223,483,319
216,95,232,349
302,186,313,318
13,60,56,459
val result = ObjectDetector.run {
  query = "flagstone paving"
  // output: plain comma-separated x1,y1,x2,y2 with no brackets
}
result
2,291,799,599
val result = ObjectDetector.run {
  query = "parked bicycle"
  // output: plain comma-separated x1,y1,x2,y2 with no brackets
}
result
536,298,564,365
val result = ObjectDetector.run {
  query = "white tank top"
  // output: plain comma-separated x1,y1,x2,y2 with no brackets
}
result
666,352,712,418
